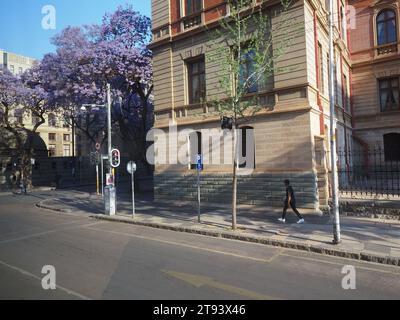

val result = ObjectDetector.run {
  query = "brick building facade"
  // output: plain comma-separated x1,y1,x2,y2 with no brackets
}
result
150,0,398,209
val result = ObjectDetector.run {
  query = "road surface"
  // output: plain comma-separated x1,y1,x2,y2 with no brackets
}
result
0,191,399,300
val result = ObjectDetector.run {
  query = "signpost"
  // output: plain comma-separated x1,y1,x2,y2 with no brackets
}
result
90,151,101,195
127,161,137,219
197,154,203,223
101,155,108,196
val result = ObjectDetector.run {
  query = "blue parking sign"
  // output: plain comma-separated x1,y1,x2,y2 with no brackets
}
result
197,154,203,171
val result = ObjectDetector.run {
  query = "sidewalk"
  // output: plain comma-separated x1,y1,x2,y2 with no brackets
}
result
36,192,400,267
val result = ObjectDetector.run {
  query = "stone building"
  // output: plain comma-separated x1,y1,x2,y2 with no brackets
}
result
150,0,353,210
349,0,400,161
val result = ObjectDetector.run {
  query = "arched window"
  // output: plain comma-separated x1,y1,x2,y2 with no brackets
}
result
377,9,397,45
384,133,400,161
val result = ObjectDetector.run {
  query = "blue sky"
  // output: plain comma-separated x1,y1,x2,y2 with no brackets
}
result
0,0,151,60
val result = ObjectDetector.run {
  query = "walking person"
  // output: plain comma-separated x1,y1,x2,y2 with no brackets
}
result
278,179,305,224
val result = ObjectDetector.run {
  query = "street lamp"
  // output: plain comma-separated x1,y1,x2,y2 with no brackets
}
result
81,84,116,215
328,0,341,244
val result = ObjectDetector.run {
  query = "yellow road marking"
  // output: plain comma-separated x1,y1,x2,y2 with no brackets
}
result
163,270,280,300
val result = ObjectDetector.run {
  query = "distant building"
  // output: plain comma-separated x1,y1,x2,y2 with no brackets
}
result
0,50,75,158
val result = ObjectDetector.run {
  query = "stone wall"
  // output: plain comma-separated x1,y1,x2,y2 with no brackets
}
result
155,171,319,209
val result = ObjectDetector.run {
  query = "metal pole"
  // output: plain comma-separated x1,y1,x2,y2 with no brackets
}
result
329,0,341,244
96,164,100,195
132,171,135,219
197,167,201,223
101,157,104,196
107,84,112,179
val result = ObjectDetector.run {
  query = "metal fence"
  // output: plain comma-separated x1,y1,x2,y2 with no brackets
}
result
338,147,400,197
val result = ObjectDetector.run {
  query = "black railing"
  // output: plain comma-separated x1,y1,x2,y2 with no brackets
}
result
338,147,400,197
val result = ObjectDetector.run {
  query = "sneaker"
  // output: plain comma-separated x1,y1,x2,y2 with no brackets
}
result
297,219,305,224
278,218,286,223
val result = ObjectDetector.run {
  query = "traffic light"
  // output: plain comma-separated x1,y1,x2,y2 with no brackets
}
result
221,116,233,130
111,149,120,168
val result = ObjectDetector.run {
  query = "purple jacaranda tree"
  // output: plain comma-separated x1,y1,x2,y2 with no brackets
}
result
0,66,52,188
40,5,153,168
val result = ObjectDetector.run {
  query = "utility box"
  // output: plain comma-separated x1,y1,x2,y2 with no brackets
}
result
104,186,116,216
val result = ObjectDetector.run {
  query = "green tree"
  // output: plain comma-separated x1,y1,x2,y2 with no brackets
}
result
207,0,300,229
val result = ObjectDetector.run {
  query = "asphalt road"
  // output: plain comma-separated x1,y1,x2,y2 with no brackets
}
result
0,191,400,300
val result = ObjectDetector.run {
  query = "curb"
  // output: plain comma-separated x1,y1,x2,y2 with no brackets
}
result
36,202,73,213
91,214,400,267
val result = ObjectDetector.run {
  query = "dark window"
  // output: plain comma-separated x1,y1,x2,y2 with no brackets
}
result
187,57,206,105
49,133,56,141
237,127,255,169
189,131,202,170
49,144,56,157
63,134,70,142
384,133,400,161
239,49,258,94
14,109,23,125
377,9,397,45
32,114,41,126
48,113,57,127
185,0,202,16
63,117,70,128
379,77,399,111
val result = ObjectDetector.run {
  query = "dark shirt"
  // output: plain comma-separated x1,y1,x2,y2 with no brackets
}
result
285,186,296,203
